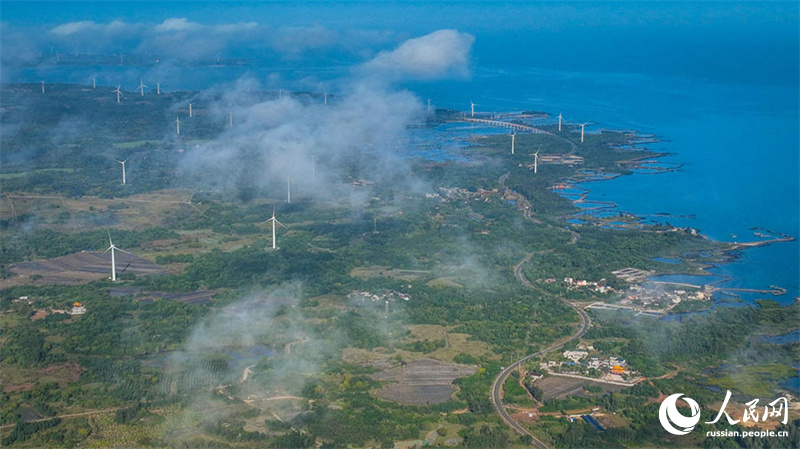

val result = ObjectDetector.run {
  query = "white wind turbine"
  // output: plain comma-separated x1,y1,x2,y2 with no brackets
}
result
137,79,147,96
156,82,161,95
92,77,96,89
116,159,128,185
103,233,130,282
112,85,123,104
286,177,292,203
188,103,193,118
511,131,517,155
228,112,233,128
174,116,181,135
40,81,45,93
558,113,563,132
470,101,477,117
323,92,328,105
265,207,287,250
533,145,542,174
579,123,588,143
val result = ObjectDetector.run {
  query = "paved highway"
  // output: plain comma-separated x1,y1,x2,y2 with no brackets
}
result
490,252,592,448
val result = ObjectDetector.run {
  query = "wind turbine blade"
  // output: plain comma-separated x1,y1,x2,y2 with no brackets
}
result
102,245,112,255
117,248,132,255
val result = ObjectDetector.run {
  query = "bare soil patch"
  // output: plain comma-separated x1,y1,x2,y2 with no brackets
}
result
372,358,477,405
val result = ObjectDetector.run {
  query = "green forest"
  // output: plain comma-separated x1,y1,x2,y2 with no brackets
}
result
1,84,797,448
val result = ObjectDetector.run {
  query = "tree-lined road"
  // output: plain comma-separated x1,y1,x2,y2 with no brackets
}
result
491,252,591,449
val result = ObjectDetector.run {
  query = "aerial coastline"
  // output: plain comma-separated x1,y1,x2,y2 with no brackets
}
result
0,2,797,446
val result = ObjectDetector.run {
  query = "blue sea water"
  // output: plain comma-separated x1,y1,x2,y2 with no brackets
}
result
2,1,798,300
760,330,800,345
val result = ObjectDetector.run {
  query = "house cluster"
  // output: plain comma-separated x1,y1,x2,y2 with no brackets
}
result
621,284,710,308
537,345,639,383
51,302,87,316
666,226,700,236
351,178,374,187
437,186,499,203
564,277,615,294
12,296,34,305
29,301,87,321
525,154,584,171
345,290,411,303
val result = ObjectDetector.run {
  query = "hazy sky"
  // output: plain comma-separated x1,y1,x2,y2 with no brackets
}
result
2,1,798,86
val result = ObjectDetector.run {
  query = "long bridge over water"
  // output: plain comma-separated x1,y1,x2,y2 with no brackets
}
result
459,117,552,135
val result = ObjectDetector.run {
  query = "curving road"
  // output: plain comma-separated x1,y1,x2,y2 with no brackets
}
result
490,253,591,448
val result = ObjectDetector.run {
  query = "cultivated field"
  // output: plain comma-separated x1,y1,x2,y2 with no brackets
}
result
372,358,477,405
6,251,165,286
0,190,200,232
535,375,629,401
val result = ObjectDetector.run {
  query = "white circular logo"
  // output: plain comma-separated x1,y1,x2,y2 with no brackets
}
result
659,393,701,435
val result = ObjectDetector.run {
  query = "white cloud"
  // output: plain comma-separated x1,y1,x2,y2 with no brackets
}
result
360,29,475,81
154,18,201,33
50,21,101,36
213,22,258,33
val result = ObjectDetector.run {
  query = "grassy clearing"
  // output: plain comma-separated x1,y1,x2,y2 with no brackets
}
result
342,325,492,365
0,168,76,180
707,364,796,398
1,190,199,233
426,277,464,289
350,265,430,281
112,140,161,149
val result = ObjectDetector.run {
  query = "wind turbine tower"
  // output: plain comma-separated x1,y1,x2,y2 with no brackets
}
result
175,116,181,135
116,159,128,185
228,112,233,128
188,103,193,118
323,92,328,105
137,79,147,96
470,101,476,117
156,82,161,95
533,146,541,174
511,132,517,155
103,233,130,281
112,85,123,104
93,77,96,89
580,123,587,143
558,113,562,132
286,177,292,203
41,81,45,93
265,207,287,250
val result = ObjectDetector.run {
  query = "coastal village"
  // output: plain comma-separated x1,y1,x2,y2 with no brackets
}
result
533,344,641,385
